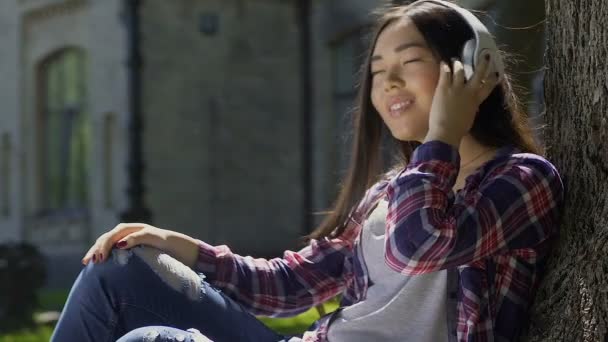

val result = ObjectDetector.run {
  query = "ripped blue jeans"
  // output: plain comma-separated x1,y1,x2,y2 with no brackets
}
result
51,246,300,342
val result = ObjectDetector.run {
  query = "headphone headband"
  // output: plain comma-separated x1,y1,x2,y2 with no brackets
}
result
409,0,505,81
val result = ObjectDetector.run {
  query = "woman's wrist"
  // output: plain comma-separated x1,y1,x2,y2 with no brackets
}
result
161,230,200,269
424,129,462,148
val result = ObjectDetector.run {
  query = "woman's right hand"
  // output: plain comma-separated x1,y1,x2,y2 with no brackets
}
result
82,223,170,265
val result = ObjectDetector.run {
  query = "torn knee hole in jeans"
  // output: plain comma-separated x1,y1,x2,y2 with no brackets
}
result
113,246,205,301
142,330,160,342
187,328,213,342
141,328,211,342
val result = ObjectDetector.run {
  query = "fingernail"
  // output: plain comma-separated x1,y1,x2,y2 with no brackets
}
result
485,53,490,61
116,241,127,248
100,253,103,261
495,72,499,78
92,254,97,262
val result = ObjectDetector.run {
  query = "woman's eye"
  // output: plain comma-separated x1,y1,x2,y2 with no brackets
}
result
403,59,421,65
371,70,385,76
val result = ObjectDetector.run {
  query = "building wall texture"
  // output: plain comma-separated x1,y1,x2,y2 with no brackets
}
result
140,0,304,254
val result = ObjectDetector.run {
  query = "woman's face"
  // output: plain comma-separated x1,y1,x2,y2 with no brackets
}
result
370,18,441,142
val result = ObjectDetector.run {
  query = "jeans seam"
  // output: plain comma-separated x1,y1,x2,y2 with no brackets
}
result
105,304,119,342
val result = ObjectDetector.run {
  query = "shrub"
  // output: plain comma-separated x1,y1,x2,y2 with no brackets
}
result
0,243,47,332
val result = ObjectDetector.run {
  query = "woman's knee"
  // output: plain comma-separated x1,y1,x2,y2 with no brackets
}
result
79,246,160,292
79,246,205,303
82,246,145,278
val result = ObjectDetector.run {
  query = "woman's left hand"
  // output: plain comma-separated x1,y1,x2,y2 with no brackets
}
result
426,52,500,145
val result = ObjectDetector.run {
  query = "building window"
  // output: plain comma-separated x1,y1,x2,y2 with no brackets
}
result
331,28,369,176
37,48,89,215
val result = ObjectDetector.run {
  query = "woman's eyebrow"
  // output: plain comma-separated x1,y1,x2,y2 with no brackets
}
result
371,41,427,62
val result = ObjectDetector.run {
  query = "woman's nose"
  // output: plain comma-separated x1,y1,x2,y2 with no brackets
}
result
384,66,405,92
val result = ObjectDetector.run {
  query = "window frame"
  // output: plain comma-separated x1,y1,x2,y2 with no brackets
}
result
35,47,90,219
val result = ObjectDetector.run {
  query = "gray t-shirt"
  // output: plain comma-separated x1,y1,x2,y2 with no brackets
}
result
327,199,449,342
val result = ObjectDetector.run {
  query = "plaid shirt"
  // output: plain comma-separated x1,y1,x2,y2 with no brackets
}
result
195,140,564,342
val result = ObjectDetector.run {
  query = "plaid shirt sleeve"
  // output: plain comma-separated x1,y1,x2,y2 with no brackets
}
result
384,140,564,275
194,227,359,317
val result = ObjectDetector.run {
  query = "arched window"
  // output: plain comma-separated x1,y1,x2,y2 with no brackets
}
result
37,48,89,215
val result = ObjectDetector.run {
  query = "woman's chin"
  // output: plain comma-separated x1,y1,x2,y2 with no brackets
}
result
391,131,420,142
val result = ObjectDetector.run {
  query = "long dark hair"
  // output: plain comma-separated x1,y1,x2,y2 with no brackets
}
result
307,1,543,240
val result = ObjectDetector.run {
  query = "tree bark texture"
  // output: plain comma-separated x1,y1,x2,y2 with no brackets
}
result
524,0,608,341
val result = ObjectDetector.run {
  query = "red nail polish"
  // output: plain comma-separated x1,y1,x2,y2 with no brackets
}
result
100,253,103,261
117,241,127,248
92,254,97,262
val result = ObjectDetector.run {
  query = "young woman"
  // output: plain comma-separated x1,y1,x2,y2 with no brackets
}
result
51,1,564,341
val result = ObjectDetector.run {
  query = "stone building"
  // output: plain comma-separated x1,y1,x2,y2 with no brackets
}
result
0,0,543,288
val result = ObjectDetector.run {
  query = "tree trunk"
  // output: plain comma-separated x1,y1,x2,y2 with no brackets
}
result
523,0,608,341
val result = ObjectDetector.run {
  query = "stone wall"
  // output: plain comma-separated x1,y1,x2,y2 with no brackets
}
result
141,0,303,255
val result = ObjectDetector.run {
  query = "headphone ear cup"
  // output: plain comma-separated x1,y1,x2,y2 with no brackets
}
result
461,39,476,81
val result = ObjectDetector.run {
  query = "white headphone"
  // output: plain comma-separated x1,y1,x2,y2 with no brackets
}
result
411,0,505,81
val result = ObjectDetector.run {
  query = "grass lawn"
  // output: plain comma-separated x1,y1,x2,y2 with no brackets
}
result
0,289,67,342
38,289,69,312
0,327,53,342
0,288,339,341
257,299,340,335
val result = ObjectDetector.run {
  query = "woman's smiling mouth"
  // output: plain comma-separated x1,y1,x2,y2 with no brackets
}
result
388,98,415,117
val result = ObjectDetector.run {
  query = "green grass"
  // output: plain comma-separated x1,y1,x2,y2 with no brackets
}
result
0,326,53,342
257,298,340,335
0,289,67,341
38,289,69,312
